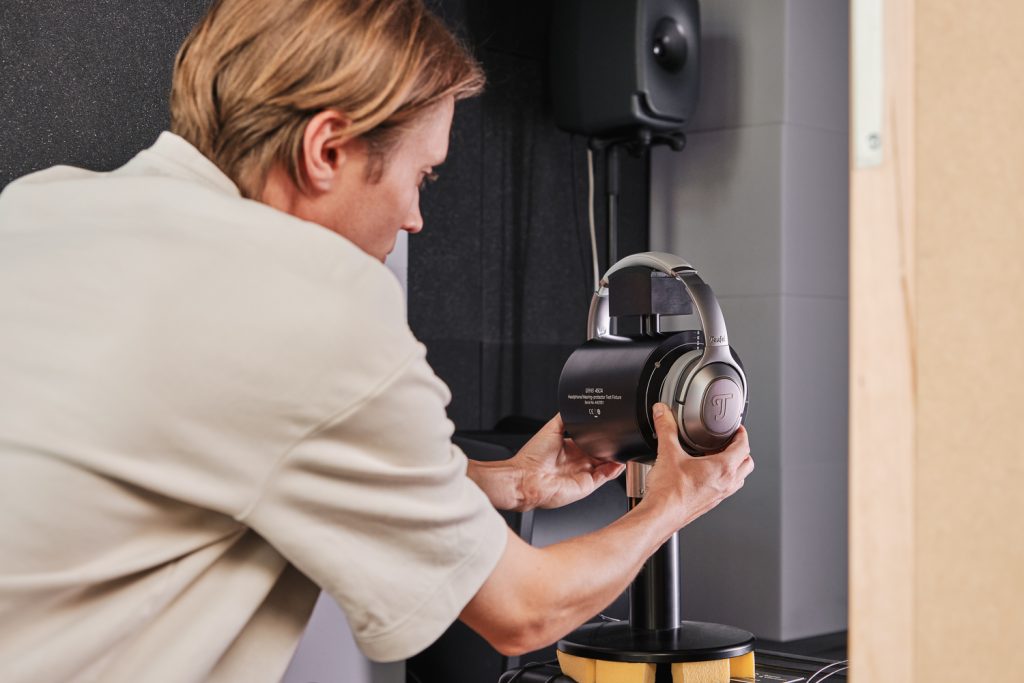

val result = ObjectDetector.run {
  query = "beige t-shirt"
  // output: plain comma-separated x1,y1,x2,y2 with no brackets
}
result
0,133,508,682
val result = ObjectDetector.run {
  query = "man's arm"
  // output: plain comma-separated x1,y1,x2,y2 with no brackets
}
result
465,458,524,510
460,403,754,656
466,414,626,511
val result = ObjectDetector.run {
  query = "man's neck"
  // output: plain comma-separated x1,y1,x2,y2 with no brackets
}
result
259,166,301,215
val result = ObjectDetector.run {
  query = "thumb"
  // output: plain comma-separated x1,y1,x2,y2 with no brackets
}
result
540,413,565,436
652,402,682,448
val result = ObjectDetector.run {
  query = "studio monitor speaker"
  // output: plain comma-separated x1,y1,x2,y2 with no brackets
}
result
550,0,701,137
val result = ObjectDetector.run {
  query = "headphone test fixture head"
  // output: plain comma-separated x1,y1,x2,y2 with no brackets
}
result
558,251,747,461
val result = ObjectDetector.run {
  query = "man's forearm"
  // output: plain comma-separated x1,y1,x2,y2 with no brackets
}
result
522,498,676,645
461,496,679,655
466,459,526,511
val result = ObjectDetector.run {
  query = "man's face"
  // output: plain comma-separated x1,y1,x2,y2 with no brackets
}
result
321,97,454,262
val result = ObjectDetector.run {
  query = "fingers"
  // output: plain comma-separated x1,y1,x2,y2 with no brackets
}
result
708,425,749,464
564,437,586,454
724,455,754,498
587,461,625,491
738,455,755,479
699,427,752,499
597,461,626,480
652,402,682,450
730,425,749,450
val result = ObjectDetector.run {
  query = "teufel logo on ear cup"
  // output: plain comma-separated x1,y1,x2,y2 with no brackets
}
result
711,393,733,421
699,377,744,436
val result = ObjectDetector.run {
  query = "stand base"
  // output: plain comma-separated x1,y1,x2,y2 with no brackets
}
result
558,620,755,663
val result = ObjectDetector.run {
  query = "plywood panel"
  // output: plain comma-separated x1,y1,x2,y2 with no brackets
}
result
915,1,1024,679
851,0,1024,680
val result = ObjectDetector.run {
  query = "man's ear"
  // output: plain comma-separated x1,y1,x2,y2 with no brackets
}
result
302,110,354,194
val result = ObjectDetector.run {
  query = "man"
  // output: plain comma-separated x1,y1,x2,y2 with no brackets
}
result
0,0,754,681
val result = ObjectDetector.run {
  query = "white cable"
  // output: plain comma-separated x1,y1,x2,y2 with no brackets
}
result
814,666,848,682
808,659,849,683
808,659,847,679
586,147,599,292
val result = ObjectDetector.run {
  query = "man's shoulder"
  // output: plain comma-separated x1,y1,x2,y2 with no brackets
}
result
0,164,102,214
4,164,100,188
1,149,418,398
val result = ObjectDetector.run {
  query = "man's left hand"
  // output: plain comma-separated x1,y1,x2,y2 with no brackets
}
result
509,414,625,510
467,414,625,511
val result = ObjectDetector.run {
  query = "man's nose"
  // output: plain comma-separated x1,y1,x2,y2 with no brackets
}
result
402,202,424,234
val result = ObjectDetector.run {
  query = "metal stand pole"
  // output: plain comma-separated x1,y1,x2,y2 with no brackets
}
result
626,461,681,631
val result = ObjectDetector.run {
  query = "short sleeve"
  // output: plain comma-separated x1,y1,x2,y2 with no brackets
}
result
241,345,509,663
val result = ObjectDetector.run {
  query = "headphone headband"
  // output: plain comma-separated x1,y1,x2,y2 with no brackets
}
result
587,251,731,362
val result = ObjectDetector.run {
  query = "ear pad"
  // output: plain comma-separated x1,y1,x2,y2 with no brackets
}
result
660,351,745,454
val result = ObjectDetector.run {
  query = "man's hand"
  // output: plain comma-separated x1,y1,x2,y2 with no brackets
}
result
640,402,754,528
466,414,624,512
509,414,625,510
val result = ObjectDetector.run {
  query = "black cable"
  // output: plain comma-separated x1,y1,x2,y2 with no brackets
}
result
606,145,620,269
586,128,687,277
504,658,560,683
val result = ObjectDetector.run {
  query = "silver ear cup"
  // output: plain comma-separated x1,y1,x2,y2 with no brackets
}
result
660,351,745,454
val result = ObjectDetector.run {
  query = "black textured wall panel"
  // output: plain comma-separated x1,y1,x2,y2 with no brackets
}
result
414,0,651,429
0,0,212,188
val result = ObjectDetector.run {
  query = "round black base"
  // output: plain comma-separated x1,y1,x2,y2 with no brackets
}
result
557,620,755,664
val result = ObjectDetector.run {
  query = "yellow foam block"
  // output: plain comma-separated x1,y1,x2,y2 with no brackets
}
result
557,651,596,683
595,659,656,683
671,659,730,683
729,652,756,680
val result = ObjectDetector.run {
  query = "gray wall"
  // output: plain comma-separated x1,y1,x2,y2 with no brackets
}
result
283,592,403,683
649,0,850,641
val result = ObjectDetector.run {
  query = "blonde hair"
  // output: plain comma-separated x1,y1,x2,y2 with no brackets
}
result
170,0,484,198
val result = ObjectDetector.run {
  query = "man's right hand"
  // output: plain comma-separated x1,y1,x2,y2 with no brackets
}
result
641,402,754,530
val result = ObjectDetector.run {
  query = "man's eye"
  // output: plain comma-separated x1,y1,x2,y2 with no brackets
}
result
419,172,439,190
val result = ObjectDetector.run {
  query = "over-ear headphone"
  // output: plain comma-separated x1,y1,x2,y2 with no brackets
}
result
558,251,747,460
